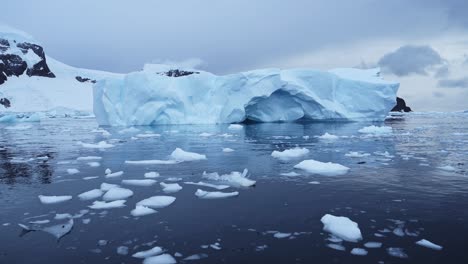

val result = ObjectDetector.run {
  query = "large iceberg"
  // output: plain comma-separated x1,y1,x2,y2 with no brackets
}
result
93,64,399,125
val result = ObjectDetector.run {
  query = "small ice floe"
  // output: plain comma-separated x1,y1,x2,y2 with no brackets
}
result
327,244,346,251
364,242,382,248
125,159,179,165
137,196,176,209
387,247,408,258
437,165,456,172
5,124,33,130
199,132,213,137
280,172,301,177
222,148,235,153
78,189,104,201
55,213,73,220
166,177,182,182
308,181,320,184
82,219,91,224
202,169,255,187
273,232,292,239
131,205,157,217
136,133,161,138
358,125,393,136
117,246,129,255
195,189,239,199
118,127,140,134
67,168,80,175
29,220,50,224
145,172,160,178
170,148,207,162
316,133,339,140
89,200,126,209
271,148,309,161
102,187,133,201
228,124,243,130
255,245,268,252
105,168,112,174
143,254,177,264
88,162,101,167
351,248,368,256
393,227,405,237
122,179,157,187
19,219,74,240
416,239,443,250
132,246,164,258
160,182,183,193
345,152,370,158
184,181,230,190
183,253,209,260
78,141,115,149
105,171,124,178
76,156,102,161
321,214,362,242
100,182,119,191
38,195,72,204
210,242,222,250
294,160,350,176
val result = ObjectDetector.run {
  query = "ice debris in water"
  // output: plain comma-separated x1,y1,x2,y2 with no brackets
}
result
195,189,239,199
437,165,456,172
100,182,119,191
228,124,243,130
321,214,362,242
416,239,443,250
170,148,207,161
271,148,309,161
143,253,177,264
136,196,176,209
327,244,346,251
358,125,392,135
160,182,183,193
202,169,255,187
78,189,104,201
184,181,230,190
183,253,209,260
131,205,157,217
345,151,370,158
350,248,368,256
122,179,157,187
387,247,408,258
38,195,72,204
76,156,102,161
89,200,126,209
132,246,164,258
117,246,129,255
273,232,292,239
364,242,382,248
102,187,133,201
66,168,80,175
105,171,124,178
316,133,339,140
294,160,350,176
145,172,160,178
78,141,115,149
222,148,235,152
125,159,179,165
19,219,74,240
280,172,301,177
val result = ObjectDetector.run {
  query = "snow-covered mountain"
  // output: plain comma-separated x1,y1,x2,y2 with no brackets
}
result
94,64,399,125
0,24,120,114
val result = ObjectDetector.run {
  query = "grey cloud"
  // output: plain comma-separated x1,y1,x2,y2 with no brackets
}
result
434,65,449,78
378,45,443,76
438,77,468,88
432,91,445,98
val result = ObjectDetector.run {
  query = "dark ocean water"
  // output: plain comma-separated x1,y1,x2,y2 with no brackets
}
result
0,112,467,264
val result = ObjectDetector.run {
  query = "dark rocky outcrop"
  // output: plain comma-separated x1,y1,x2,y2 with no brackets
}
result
0,98,10,108
391,97,412,112
75,76,96,83
0,38,55,85
157,69,200,77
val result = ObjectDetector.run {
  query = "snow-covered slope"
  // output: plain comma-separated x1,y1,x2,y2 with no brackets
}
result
0,24,120,114
94,64,399,125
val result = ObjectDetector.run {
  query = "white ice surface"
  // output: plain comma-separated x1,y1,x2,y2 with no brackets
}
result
78,189,104,201
294,159,350,176
143,254,177,264
160,182,183,193
416,239,443,250
271,148,309,161
102,187,133,201
195,189,239,199
321,214,362,242
130,205,157,217
89,200,126,209
202,169,255,187
136,196,176,209
170,148,207,162
38,195,72,204
132,246,164,258
122,179,157,187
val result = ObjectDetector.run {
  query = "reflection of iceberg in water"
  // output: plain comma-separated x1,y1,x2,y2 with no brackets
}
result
19,219,74,241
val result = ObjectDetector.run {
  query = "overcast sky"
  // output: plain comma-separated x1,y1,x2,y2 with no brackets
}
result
2,0,468,111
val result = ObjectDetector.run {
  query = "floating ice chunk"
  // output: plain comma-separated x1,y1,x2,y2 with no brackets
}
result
280,172,301,177
273,232,292,239
78,189,104,201
228,124,243,130
143,254,177,264
88,162,101,167
122,179,157,187
89,200,126,209
136,133,161,138
437,165,456,172
38,195,72,204
19,219,74,240
29,220,50,224
416,239,443,250
105,168,112,175
358,125,392,135
308,181,320,184
118,127,140,134
106,171,124,178
294,160,350,176
321,214,362,242
210,243,222,250
117,246,129,255
132,246,164,258
125,159,179,165
131,205,157,217
195,189,239,199
387,247,408,258
393,227,405,237
83,176,99,180
160,182,183,193
327,244,346,251
55,213,73,220
170,148,207,162
202,169,255,187
77,156,102,161
67,168,80,175
103,187,133,201
183,253,208,260
137,196,176,209
100,183,119,191
222,148,235,153
184,181,230,190
145,172,160,178
350,248,368,256
199,132,213,137
345,152,370,158
271,148,309,161
82,218,91,224
364,242,382,248
79,141,115,149
316,133,339,140
5,124,33,130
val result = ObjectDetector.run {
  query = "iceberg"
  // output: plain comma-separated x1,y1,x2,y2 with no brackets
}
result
93,65,398,125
